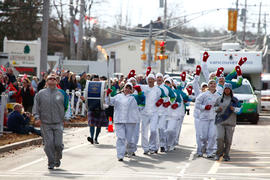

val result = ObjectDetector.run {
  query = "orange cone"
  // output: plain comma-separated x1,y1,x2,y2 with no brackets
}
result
108,117,114,132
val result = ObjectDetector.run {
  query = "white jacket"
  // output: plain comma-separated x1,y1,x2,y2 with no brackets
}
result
195,90,220,121
106,93,140,123
140,85,162,115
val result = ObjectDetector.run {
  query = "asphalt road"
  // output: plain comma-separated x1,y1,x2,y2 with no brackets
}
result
0,105,270,180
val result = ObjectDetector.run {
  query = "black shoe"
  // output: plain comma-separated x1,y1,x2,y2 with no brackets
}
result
55,160,61,168
150,151,155,154
94,140,99,144
214,156,220,161
160,147,165,152
132,152,136,156
118,158,123,161
154,150,158,154
207,155,214,159
197,154,203,157
223,156,230,161
48,164,54,170
143,151,149,155
87,137,94,144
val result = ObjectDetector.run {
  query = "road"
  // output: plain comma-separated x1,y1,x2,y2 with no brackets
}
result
0,105,270,180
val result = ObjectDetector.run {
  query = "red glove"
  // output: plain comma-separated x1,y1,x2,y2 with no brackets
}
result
196,65,201,76
163,101,171,108
205,105,212,110
181,72,186,81
216,67,224,77
106,89,112,96
171,103,179,109
133,85,142,93
186,85,193,95
235,65,242,76
128,70,136,79
146,66,151,77
156,99,164,107
238,57,247,66
202,51,210,62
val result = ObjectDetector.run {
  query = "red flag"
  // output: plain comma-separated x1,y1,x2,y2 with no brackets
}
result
1,65,6,72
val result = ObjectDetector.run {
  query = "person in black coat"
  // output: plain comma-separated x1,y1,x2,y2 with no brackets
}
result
20,78,35,113
7,104,41,135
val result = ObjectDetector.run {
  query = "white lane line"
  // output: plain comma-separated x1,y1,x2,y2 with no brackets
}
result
222,161,270,164
207,157,223,175
230,157,270,159
219,166,270,169
177,149,196,177
230,152,270,154
10,133,112,172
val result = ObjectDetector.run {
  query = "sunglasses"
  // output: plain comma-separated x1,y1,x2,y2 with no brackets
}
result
47,78,57,81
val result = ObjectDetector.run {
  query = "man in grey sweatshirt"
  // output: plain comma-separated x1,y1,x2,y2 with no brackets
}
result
33,74,66,169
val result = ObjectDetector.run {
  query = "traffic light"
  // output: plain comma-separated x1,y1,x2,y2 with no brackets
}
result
154,40,160,61
141,53,147,60
141,39,146,52
160,41,166,54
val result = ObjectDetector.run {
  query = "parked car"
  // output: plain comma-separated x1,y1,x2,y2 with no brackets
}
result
232,79,259,124
261,73,270,111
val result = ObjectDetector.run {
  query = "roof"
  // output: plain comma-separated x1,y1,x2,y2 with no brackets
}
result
98,38,124,46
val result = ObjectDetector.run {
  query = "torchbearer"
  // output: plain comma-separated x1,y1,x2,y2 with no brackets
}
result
106,83,145,161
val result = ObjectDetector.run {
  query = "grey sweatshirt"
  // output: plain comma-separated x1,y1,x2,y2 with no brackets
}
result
215,95,237,127
33,88,65,124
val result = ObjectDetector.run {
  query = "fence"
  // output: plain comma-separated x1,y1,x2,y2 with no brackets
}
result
0,93,8,136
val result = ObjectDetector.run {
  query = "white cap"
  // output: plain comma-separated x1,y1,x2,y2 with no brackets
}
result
164,74,170,80
156,73,163,78
128,77,137,83
164,78,172,84
124,82,133,89
146,74,156,83
201,82,208,88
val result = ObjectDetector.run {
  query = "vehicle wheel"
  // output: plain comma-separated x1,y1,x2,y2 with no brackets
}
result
250,113,259,124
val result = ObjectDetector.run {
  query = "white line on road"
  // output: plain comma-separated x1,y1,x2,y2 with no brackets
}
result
10,133,112,172
177,149,196,177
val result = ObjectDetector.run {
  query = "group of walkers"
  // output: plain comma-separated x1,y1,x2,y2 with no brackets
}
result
0,51,247,169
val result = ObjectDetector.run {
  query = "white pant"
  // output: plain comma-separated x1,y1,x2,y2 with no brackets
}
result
131,122,140,153
115,123,136,159
166,118,178,149
141,113,159,152
198,120,216,156
158,115,167,148
174,116,184,146
194,117,201,154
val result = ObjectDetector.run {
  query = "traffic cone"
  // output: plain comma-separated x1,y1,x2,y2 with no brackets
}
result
107,116,114,132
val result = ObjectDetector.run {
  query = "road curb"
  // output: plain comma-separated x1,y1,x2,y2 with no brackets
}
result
0,137,43,154
64,123,88,128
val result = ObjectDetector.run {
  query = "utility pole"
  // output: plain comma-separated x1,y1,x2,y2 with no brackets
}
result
160,0,167,74
264,13,267,34
40,0,49,75
69,0,76,59
234,0,239,42
242,0,247,46
77,0,85,60
148,21,153,67
257,2,262,35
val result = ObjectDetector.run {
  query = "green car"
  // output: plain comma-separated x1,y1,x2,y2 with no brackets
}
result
232,79,259,124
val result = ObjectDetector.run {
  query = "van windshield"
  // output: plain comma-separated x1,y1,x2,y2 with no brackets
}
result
232,84,253,94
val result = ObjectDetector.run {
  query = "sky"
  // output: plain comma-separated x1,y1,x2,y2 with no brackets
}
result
89,0,270,33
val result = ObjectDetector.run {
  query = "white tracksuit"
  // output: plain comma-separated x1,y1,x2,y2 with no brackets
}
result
165,90,185,150
157,84,169,149
106,93,140,159
140,85,162,152
192,75,203,154
195,90,220,156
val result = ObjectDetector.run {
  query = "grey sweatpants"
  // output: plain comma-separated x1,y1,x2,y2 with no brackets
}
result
216,124,235,157
41,123,64,166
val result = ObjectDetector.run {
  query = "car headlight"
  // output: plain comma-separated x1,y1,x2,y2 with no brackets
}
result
249,97,257,103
